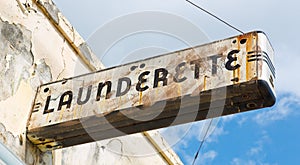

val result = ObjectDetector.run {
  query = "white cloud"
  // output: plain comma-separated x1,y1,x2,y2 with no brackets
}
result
275,48,300,98
231,158,277,165
159,118,226,164
55,0,300,98
247,131,269,156
254,94,300,125
221,113,248,127
185,150,218,165
159,123,194,149
197,150,218,165
159,121,208,151
231,158,256,165
202,122,227,143
160,118,227,151
221,114,236,123
231,131,278,165
202,150,217,160
182,153,194,165
237,116,248,126
53,1,300,164
248,146,262,156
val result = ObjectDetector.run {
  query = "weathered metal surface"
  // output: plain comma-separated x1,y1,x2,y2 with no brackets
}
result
0,0,183,164
27,31,276,151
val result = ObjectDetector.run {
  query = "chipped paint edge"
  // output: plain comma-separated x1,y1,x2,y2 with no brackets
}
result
29,1,183,164
143,131,183,165
33,0,105,71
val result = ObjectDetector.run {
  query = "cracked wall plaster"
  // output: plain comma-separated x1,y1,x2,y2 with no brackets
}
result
78,42,93,62
30,59,52,90
78,42,105,70
0,123,21,156
0,123,50,165
37,0,60,24
0,1,182,164
0,18,33,101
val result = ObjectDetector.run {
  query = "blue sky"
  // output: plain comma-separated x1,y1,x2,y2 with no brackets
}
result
54,0,300,164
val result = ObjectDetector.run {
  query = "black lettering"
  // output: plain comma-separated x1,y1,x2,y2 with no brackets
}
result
154,68,168,88
77,85,92,105
190,59,202,79
136,71,150,92
58,91,73,111
43,95,54,114
116,77,131,97
174,62,187,83
226,50,241,71
208,54,222,75
96,81,112,101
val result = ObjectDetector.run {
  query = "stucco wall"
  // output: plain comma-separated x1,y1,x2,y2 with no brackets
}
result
0,0,182,164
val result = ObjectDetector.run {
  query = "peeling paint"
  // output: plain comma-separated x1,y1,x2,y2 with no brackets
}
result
38,1,60,25
25,140,53,165
0,123,18,147
16,0,37,14
0,0,183,164
0,18,33,101
0,123,25,161
30,59,53,90
34,0,105,71
56,42,67,80
78,42,94,63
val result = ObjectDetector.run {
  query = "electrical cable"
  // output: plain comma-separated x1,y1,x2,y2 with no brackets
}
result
192,119,214,165
184,1,243,163
185,0,244,34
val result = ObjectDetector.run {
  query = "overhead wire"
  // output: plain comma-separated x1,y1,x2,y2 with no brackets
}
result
184,1,243,164
192,119,214,165
185,0,244,34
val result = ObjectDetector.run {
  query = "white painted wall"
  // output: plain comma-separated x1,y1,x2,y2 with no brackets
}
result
0,0,182,164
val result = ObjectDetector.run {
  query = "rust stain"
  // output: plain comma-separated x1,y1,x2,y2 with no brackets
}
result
45,112,50,125
203,75,207,90
237,67,241,83
27,31,274,154
59,106,65,122
255,35,264,77
73,104,78,119
233,37,241,84
79,104,84,118
166,52,182,67
139,91,143,105
191,83,204,97
246,33,253,81
185,50,198,63
140,95,152,107
177,84,181,97
139,83,144,105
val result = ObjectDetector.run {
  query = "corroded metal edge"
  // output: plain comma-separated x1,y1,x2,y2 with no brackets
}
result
28,1,183,164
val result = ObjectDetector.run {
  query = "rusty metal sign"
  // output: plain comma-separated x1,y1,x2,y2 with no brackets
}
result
27,31,276,151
